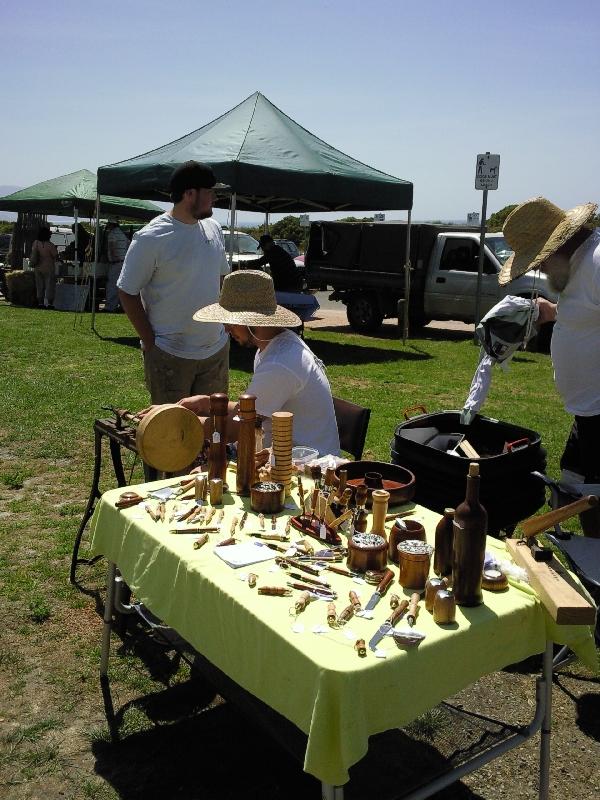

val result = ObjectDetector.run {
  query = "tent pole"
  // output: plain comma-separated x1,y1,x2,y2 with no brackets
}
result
265,212,269,234
228,193,237,267
402,210,412,344
91,194,100,330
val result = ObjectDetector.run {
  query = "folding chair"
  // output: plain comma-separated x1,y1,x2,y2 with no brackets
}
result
332,396,371,461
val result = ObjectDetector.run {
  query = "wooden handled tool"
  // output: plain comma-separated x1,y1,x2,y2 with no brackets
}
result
521,495,598,538
505,538,595,625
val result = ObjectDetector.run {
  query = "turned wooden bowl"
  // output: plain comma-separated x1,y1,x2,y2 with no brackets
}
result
336,461,416,507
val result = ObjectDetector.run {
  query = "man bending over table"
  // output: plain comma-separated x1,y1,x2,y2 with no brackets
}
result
175,270,340,457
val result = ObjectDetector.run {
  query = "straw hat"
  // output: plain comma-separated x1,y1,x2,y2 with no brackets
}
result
498,197,597,286
193,270,301,327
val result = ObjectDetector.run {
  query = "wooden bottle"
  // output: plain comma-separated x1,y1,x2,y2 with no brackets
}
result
208,393,228,484
370,489,390,538
452,463,487,607
236,394,256,496
434,508,455,578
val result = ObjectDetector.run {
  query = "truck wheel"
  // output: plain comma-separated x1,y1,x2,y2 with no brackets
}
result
346,293,384,333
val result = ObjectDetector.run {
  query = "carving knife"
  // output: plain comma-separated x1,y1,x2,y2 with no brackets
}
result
364,568,395,612
368,599,409,651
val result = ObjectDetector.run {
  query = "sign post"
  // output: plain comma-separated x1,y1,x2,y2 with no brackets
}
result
474,152,500,336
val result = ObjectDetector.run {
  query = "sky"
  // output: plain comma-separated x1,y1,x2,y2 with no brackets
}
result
2,0,600,226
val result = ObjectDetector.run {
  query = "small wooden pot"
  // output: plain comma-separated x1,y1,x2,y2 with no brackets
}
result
388,519,426,564
250,481,285,514
347,532,388,573
397,540,433,590
433,589,456,624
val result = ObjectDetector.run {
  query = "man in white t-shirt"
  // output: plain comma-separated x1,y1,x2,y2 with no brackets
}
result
499,197,600,533
177,270,340,457
118,161,231,403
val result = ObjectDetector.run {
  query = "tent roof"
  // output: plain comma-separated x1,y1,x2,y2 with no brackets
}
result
0,169,163,220
97,92,412,212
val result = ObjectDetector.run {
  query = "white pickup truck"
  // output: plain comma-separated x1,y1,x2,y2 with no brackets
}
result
305,222,557,339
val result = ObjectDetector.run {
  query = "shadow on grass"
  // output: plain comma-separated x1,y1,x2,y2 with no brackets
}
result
93,680,486,800
307,323,474,345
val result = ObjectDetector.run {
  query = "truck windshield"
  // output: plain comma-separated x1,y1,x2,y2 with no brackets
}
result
486,235,514,265
223,233,260,255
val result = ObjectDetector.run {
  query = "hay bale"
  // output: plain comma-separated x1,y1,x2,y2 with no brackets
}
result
6,270,37,307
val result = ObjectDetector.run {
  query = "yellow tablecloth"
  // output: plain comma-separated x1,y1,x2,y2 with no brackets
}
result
89,473,597,786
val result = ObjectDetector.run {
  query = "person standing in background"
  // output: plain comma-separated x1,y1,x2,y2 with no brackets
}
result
30,225,58,309
104,216,129,312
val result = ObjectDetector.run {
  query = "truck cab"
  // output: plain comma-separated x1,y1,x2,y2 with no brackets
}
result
424,232,556,321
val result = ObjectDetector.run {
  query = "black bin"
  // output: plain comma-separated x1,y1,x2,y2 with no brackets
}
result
390,410,546,534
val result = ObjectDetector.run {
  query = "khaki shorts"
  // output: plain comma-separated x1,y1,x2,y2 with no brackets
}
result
143,340,230,404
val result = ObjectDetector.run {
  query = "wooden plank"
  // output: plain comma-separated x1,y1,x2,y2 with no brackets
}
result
505,538,596,626
457,440,480,459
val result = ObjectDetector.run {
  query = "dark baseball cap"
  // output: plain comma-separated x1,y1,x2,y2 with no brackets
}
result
169,160,229,194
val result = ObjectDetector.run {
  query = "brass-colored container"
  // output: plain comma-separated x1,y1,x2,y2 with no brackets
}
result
250,481,285,514
397,540,433,591
388,519,426,564
425,577,447,612
433,589,456,624
347,532,388,573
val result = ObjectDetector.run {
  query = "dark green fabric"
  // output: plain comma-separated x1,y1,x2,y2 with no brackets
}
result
97,92,412,212
0,169,162,220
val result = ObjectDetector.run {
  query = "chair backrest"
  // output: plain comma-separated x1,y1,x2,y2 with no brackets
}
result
333,396,371,461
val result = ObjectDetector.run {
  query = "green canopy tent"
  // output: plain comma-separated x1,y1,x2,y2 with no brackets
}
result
97,91,414,336
97,91,413,214
0,169,163,320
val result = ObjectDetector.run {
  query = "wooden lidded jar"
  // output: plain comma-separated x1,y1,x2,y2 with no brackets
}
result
397,539,433,591
347,532,388,573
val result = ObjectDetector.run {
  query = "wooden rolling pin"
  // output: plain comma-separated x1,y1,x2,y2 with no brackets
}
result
521,495,598,538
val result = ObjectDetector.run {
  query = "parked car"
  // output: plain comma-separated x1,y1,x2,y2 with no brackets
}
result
0,233,11,264
49,225,75,254
221,229,261,268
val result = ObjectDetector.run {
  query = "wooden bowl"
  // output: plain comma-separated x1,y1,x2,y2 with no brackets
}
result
250,481,285,514
136,404,204,472
336,461,416,507
347,532,388,573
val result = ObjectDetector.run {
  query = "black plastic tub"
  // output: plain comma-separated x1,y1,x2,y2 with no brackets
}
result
390,410,546,534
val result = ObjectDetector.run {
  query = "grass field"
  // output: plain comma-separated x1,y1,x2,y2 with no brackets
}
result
0,301,595,799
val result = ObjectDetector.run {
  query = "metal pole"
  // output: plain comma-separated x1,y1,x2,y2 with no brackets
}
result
228,193,237,268
100,561,117,678
539,640,553,800
473,188,488,340
402,209,412,344
265,211,269,234
91,194,100,330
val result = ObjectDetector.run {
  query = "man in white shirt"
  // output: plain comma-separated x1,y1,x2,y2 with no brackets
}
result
178,269,340,457
104,216,129,312
118,161,231,403
499,196,600,534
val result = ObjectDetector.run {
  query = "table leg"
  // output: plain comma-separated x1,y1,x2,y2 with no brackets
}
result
100,561,117,679
539,641,553,800
108,437,127,487
321,785,344,799
70,426,104,583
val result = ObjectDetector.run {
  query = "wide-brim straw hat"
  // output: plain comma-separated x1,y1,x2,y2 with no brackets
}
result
193,270,301,327
498,196,597,286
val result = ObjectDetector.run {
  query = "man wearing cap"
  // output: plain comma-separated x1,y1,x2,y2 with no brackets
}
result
177,270,340,456
118,161,231,403
499,197,600,532
243,234,303,292
104,217,129,312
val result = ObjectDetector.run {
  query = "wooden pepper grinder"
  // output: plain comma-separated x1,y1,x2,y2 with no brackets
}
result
370,489,390,538
208,393,228,484
236,393,256,496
